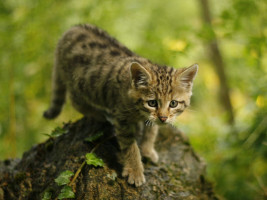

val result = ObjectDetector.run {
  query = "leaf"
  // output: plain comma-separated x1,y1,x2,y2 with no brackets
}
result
85,153,104,167
57,185,75,199
55,170,74,186
42,190,52,200
43,133,52,138
84,132,103,142
50,127,67,137
43,127,67,138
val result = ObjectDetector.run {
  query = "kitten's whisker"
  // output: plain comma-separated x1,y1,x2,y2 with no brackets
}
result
145,119,150,126
170,121,176,128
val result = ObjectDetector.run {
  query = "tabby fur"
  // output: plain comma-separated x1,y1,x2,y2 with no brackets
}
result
44,24,198,187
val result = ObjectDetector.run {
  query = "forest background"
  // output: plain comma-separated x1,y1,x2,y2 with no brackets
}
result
0,0,266,199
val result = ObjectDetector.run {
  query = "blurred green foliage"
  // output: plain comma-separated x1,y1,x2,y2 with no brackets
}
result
0,0,266,199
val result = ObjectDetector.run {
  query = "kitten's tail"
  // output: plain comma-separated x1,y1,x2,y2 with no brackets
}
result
43,58,66,119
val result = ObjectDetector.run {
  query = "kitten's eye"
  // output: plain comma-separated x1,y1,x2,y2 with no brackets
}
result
147,100,158,107
169,100,178,108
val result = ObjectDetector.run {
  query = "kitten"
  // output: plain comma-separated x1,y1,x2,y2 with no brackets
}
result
43,24,198,187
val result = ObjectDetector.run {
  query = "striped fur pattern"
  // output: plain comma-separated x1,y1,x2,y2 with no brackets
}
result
44,24,198,187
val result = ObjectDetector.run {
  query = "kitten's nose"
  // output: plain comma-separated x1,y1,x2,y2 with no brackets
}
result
158,116,168,123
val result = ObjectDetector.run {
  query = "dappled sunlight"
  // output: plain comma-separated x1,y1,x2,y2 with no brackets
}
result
256,95,266,108
163,38,188,52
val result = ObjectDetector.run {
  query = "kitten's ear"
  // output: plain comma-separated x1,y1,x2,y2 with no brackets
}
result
179,64,198,87
130,62,151,88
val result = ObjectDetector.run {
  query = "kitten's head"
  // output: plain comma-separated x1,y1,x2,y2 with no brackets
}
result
128,62,198,125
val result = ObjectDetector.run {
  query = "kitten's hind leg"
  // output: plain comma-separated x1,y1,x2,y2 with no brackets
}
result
141,124,159,163
43,62,66,119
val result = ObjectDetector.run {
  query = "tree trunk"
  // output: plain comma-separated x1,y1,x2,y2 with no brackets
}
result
199,0,235,124
0,118,218,200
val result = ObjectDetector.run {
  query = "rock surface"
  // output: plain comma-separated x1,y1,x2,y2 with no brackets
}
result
0,117,217,199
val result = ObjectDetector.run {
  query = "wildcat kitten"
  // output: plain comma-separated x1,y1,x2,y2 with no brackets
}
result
44,24,198,187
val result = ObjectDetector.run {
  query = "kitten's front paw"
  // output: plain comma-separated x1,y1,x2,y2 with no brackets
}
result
122,167,146,187
141,148,159,163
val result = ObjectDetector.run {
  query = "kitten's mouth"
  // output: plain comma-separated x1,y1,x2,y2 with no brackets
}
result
155,119,168,126
144,117,169,126
145,120,168,127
